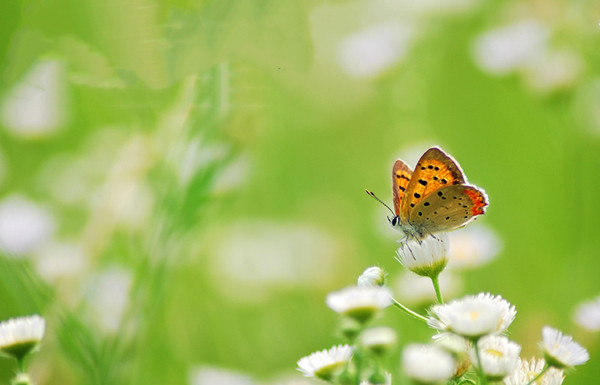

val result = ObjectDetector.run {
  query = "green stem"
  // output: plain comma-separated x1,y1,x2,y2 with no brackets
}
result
17,356,26,373
431,275,444,304
392,299,428,323
353,348,363,385
474,340,489,385
525,365,549,385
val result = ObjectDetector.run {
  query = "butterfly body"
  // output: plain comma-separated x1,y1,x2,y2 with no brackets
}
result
386,147,488,241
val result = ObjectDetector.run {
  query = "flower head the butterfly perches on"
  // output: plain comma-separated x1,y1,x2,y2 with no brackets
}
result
367,147,488,242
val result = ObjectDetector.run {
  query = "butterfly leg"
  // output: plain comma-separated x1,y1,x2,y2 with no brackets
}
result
404,242,417,261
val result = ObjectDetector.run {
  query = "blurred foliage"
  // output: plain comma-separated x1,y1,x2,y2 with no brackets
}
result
0,0,599,384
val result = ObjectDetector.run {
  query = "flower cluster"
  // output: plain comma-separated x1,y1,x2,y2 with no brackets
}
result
297,267,396,384
297,227,591,385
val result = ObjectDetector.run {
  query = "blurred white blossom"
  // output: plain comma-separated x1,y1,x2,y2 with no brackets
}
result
84,267,133,334
472,20,549,75
433,332,469,355
359,326,397,355
402,344,456,384
210,221,339,301
573,296,600,332
33,241,88,283
326,286,392,323
82,135,156,256
0,195,55,257
266,375,318,385
1,60,69,138
337,22,414,79
448,225,501,270
189,366,256,385
523,49,583,94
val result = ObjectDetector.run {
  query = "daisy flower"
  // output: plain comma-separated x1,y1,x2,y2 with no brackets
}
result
470,335,521,382
358,326,397,356
326,286,392,323
297,345,353,381
428,293,516,339
0,315,45,361
573,296,600,332
402,344,456,384
540,326,589,369
396,233,449,278
357,266,386,287
503,358,564,385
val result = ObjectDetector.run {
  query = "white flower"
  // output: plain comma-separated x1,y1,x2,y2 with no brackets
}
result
470,335,521,381
358,266,386,287
1,60,69,138
360,372,391,385
433,332,469,355
472,20,549,75
503,358,564,385
522,49,583,94
189,366,256,385
0,315,45,360
0,196,55,257
33,241,88,283
447,225,501,270
337,22,414,79
297,345,353,381
396,233,449,278
432,332,471,377
393,270,462,305
428,293,516,338
573,296,600,332
402,344,456,384
540,326,589,368
359,326,397,355
210,221,339,302
85,267,133,334
326,286,392,323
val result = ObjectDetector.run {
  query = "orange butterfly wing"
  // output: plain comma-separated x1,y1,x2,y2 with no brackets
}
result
408,185,488,232
392,159,413,219
401,147,467,217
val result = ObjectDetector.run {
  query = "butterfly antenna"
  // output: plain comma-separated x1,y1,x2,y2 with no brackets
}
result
365,189,395,215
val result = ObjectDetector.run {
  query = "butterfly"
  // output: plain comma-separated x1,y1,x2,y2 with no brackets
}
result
367,146,488,241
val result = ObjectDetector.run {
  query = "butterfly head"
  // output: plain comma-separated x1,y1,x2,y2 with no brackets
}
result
388,215,400,227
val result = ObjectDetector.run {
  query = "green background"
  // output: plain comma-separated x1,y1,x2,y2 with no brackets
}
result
0,0,598,384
